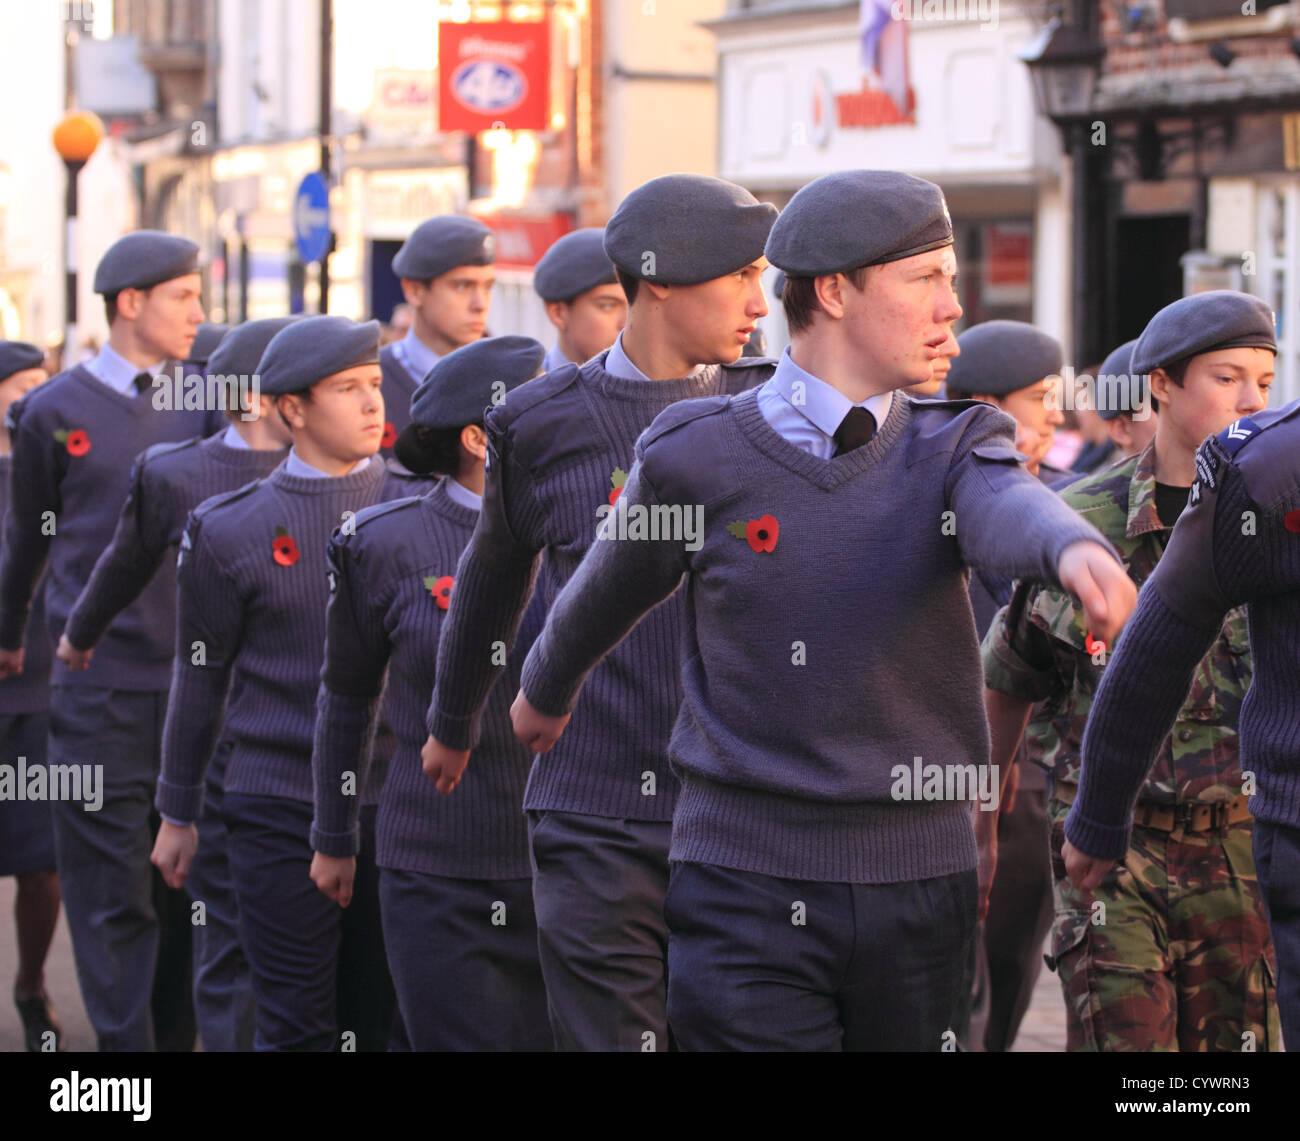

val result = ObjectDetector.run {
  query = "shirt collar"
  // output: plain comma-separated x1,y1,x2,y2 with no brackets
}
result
396,329,439,383
442,476,482,511
86,342,168,396
769,347,893,440
1126,440,1165,540
604,332,706,383
285,446,339,479
220,424,250,450
543,341,573,373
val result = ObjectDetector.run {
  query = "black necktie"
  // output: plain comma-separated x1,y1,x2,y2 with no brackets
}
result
833,406,876,456
132,371,153,396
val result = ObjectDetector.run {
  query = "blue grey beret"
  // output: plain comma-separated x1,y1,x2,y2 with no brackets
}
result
93,230,201,295
1131,290,1276,375
207,317,302,380
1094,339,1141,421
391,215,495,282
533,228,618,302
0,341,45,383
256,316,381,396
603,174,777,285
766,170,953,277
395,336,544,471
945,320,1063,398
186,323,230,366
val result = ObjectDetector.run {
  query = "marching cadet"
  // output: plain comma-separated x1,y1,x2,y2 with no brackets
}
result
150,316,429,1051
0,232,219,1052
423,173,777,1051
1086,339,1157,468
505,170,1134,1051
379,215,496,456
533,227,626,372
310,336,551,1051
1057,292,1289,1047
58,318,295,1051
0,341,62,1051
985,290,1279,1050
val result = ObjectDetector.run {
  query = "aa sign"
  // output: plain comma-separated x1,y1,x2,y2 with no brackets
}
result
438,21,549,133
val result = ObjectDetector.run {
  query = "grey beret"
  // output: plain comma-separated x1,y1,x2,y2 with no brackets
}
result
93,230,201,295
533,228,618,302
395,336,543,471
0,341,45,383
1093,339,1142,421
603,174,777,285
766,170,952,277
256,316,381,396
186,323,230,366
207,317,302,380
945,320,1063,398
391,215,495,282
1131,290,1277,375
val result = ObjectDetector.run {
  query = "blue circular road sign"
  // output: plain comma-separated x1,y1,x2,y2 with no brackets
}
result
294,172,331,264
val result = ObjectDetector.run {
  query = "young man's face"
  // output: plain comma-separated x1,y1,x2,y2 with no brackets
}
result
125,273,205,361
0,367,48,420
1153,347,1272,456
281,365,385,464
993,376,1066,470
547,284,628,364
841,248,962,389
1107,403,1158,458
658,259,769,366
402,265,496,354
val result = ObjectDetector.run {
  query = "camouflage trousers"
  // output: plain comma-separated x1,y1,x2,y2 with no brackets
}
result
1045,797,1280,1051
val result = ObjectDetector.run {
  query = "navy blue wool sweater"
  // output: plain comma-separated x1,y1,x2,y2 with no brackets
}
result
520,390,1115,884
1074,403,1300,859
0,453,52,712
0,365,221,689
156,455,434,823
311,479,533,879
378,343,417,459
428,351,776,822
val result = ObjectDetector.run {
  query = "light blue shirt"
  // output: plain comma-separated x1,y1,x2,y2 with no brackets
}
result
283,448,376,480
442,477,482,512
542,342,573,373
220,424,250,449
754,348,894,460
83,342,168,396
394,329,439,384
604,332,705,383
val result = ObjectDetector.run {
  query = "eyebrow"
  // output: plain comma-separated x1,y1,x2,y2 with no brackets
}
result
1204,360,1274,376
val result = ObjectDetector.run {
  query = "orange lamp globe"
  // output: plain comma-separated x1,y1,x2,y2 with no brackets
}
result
52,111,105,163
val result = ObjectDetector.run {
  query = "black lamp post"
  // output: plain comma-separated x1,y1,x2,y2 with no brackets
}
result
52,110,105,364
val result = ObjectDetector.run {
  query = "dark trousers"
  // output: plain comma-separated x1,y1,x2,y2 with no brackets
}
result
380,868,551,1051
48,686,193,1052
0,712,55,877
527,810,672,1051
185,754,255,1052
664,861,978,1051
1252,819,1300,1045
223,793,394,1052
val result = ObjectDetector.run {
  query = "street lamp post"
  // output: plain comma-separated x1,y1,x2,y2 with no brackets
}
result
52,110,104,366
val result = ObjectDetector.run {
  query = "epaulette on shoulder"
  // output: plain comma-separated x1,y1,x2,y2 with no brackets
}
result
641,394,732,449
906,395,985,415
191,477,261,522
382,456,433,483
490,362,581,426
721,355,778,373
350,494,422,534
1209,401,1300,508
140,436,201,468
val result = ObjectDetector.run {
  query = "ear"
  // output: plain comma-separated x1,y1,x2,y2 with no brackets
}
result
1146,367,1173,405
642,280,672,303
116,287,144,321
275,393,306,431
1106,416,1132,450
399,278,426,306
813,273,847,320
460,423,487,462
544,300,569,332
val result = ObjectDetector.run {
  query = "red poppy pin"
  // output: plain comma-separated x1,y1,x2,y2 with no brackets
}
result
271,525,300,567
1084,631,1106,656
1284,510,1300,534
608,467,627,506
423,574,454,610
381,421,397,449
53,428,91,456
726,513,779,553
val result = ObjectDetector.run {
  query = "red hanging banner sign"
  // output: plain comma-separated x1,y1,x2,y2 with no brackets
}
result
438,21,549,133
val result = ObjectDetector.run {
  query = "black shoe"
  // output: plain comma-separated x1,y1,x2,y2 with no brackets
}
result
14,985,65,1052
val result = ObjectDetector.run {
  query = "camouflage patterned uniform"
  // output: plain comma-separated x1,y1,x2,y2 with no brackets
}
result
982,441,1279,1051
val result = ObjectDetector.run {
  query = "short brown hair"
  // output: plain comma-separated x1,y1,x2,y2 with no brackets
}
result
782,266,871,334
615,266,640,306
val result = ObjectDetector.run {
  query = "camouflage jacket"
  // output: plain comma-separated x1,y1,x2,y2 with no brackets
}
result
981,442,1251,805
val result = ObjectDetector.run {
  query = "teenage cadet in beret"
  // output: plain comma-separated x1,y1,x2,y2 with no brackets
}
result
58,317,296,1051
379,215,497,457
533,228,626,372
1073,339,1155,473
311,336,551,1050
424,172,777,1051
985,288,1278,1049
153,314,431,1050
507,168,1133,1051
0,232,219,1051
0,343,62,1051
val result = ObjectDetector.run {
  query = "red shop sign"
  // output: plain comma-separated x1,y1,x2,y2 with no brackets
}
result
438,21,549,133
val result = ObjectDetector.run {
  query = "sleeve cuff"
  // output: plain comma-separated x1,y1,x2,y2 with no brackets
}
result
155,778,204,825
310,821,361,858
1062,802,1132,862
427,701,481,752
982,631,1057,703
519,643,582,718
